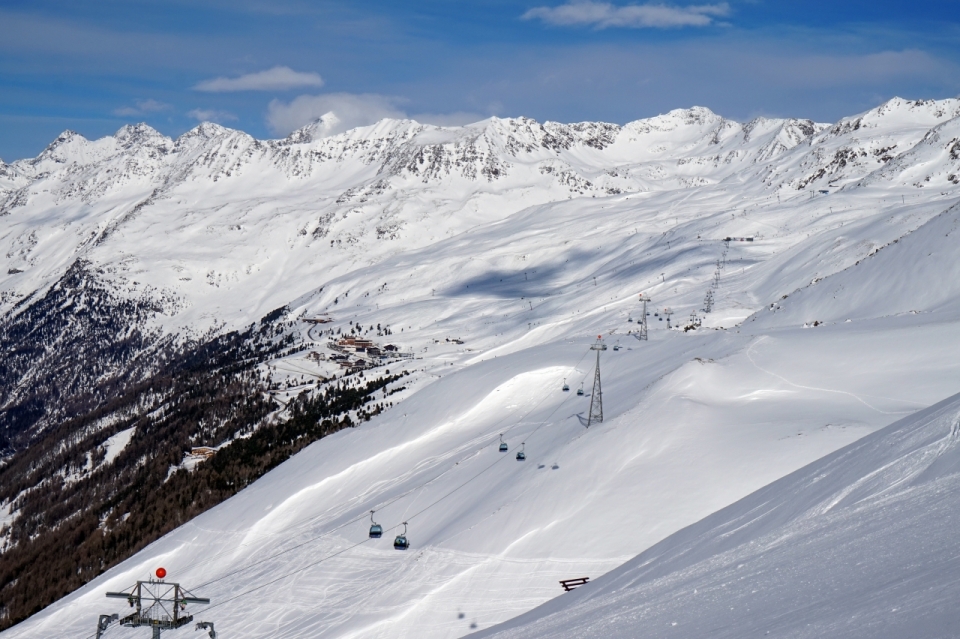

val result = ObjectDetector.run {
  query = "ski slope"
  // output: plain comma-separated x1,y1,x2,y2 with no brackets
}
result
473,390,960,639
2,98,960,638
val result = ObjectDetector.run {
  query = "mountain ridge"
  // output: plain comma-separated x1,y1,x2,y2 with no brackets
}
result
1,97,960,637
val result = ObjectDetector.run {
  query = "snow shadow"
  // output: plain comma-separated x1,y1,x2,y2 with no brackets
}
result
441,249,597,299
442,263,570,299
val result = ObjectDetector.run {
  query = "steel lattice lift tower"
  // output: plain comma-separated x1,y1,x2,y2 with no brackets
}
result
637,294,649,341
587,335,607,428
99,568,215,639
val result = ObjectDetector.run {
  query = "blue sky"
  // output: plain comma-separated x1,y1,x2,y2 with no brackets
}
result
1,0,958,161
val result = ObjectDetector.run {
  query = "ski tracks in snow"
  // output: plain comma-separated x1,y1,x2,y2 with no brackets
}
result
745,336,916,416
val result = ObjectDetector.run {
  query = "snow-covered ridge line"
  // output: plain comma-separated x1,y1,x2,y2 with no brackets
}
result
1,105,826,190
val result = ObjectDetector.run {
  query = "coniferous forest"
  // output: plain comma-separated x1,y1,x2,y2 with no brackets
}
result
0,282,405,629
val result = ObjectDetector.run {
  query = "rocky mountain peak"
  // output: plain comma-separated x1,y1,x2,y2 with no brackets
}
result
114,123,170,149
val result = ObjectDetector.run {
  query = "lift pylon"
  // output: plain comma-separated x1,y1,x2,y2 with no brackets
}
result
587,336,606,427
101,568,213,639
637,294,649,341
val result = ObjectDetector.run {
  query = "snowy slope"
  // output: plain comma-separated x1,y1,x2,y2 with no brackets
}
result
3,98,960,638
10,100,954,335
472,391,960,639
752,200,960,326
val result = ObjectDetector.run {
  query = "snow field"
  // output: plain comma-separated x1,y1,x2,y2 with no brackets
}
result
473,392,960,639
10,302,960,637
3,99,960,637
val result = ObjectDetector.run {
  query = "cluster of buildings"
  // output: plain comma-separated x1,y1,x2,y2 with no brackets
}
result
321,336,407,372
189,446,216,460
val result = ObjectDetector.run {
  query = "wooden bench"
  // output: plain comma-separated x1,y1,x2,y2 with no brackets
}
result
559,577,590,592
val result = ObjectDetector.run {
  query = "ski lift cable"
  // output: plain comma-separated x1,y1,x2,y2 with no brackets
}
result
192,438,523,619
399,344,594,527
94,335,617,625
185,375,564,590
219,368,585,605
178,368,543,580
391,342,590,530
498,344,592,442
393,344,591,529
97,342,598,623
209,342,590,580
519,378,581,444
190,453,474,591
181,451,511,621
189,440,523,616
185,407,528,591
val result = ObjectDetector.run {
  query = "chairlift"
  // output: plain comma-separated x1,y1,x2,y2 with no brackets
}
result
577,383,584,396
394,522,409,550
516,442,526,461
562,378,569,392
368,510,382,539
499,433,509,452
613,343,620,351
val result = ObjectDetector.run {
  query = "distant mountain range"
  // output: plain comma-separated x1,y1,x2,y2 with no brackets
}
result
2,97,960,638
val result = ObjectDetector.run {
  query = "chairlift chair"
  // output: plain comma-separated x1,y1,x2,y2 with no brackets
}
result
499,434,508,452
562,378,569,392
394,522,409,550
577,383,584,396
516,443,526,461
368,510,382,539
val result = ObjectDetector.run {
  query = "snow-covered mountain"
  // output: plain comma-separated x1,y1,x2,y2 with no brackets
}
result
2,97,960,638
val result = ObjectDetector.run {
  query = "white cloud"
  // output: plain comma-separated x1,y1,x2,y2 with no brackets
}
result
194,66,324,92
187,108,238,123
266,93,406,136
266,93,490,137
523,1,730,29
113,98,172,117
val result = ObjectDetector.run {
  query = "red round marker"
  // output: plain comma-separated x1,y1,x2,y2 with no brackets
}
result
156,567,167,580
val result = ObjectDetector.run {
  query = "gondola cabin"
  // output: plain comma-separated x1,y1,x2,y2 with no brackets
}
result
394,522,410,550
368,511,382,538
